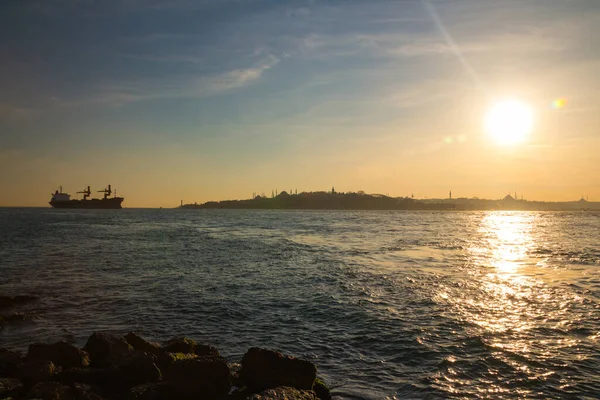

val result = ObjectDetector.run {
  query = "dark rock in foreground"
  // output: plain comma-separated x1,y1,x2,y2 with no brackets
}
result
162,337,197,354
0,348,25,376
84,332,133,367
115,351,162,386
124,332,161,357
167,356,231,398
27,381,68,399
28,341,90,369
15,359,56,386
0,377,23,398
0,331,330,400
240,348,317,391
0,295,38,310
248,387,318,400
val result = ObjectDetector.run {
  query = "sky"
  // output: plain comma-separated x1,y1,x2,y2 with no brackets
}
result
1,0,599,207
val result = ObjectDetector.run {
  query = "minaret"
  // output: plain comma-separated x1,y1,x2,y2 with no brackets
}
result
449,190,452,200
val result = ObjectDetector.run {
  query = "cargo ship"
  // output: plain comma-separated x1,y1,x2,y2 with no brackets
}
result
49,185,124,209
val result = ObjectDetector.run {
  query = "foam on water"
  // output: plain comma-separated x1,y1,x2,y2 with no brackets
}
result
1,209,599,398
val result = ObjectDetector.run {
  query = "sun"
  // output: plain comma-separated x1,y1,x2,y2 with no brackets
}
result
485,99,533,145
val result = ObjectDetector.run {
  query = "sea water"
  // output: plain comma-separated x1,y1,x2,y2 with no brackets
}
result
1,208,599,399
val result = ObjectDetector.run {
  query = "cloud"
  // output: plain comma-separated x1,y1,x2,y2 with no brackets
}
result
53,54,280,108
0,103,34,121
197,54,279,95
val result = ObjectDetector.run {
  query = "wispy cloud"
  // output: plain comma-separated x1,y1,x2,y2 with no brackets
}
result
0,103,34,121
59,54,279,108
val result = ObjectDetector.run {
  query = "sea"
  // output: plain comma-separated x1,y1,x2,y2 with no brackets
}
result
0,208,599,399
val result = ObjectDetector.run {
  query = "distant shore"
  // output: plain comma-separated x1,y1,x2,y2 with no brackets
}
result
179,191,600,212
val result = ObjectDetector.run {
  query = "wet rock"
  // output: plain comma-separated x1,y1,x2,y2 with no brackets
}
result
70,383,103,400
230,362,242,385
195,344,220,357
58,367,125,397
83,332,133,367
2,312,35,323
0,348,25,376
312,378,331,400
115,351,162,386
246,386,318,400
162,337,197,354
0,295,38,309
57,367,107,387
127,382,170,400
157,352,197,373
26,381,69,399
0,377,23,398
124,333,161,357
240,348,316,391
28,341,90,368
15,359,57,386
166,356,230,398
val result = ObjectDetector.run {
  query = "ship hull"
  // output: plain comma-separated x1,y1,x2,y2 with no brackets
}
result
50,198,124,209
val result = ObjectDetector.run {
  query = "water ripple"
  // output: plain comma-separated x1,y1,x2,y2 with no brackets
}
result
1,209,599,399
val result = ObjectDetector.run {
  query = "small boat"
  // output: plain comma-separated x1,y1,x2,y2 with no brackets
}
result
49,185,124,209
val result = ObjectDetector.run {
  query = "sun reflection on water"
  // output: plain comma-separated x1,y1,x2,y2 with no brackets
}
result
429,212,592,396
466,212,539,333
482,212,535,275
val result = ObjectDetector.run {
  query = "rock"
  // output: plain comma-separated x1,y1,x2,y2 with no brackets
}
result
0,377,23,398
312,378,331,400
247,386,318,400
124,333,161,356
0,348,24,376
127,382,170,400
57,367,108,387
70,383,103,400
0,295,38,309
230,362,242,385
12,295,39,305
162,337,196,354
2,312,35,323
0,296,12,309
26,381,69,399
240,348,316,391
83,332,133,367
166,356,230,398
15,359,56,386
157,352,197,373
194,344,220,358
28,341,90,368
60,353,160,396
0,316,5,330
115,351,162,386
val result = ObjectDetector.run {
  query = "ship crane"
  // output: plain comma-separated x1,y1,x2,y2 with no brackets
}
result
77,186,91,200
98,184,113,199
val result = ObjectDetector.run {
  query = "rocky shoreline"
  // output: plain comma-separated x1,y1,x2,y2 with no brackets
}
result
0,296,332,400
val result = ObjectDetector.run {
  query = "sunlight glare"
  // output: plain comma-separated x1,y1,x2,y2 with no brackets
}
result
485,100,533,145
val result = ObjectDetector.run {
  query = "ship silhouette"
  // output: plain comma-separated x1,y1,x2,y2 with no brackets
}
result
49,185,124,209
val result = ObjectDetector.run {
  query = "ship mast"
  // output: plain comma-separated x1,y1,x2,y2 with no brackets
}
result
77,186,91,200
98,184,113,199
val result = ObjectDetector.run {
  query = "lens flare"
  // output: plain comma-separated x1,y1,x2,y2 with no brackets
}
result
552,98,567,109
